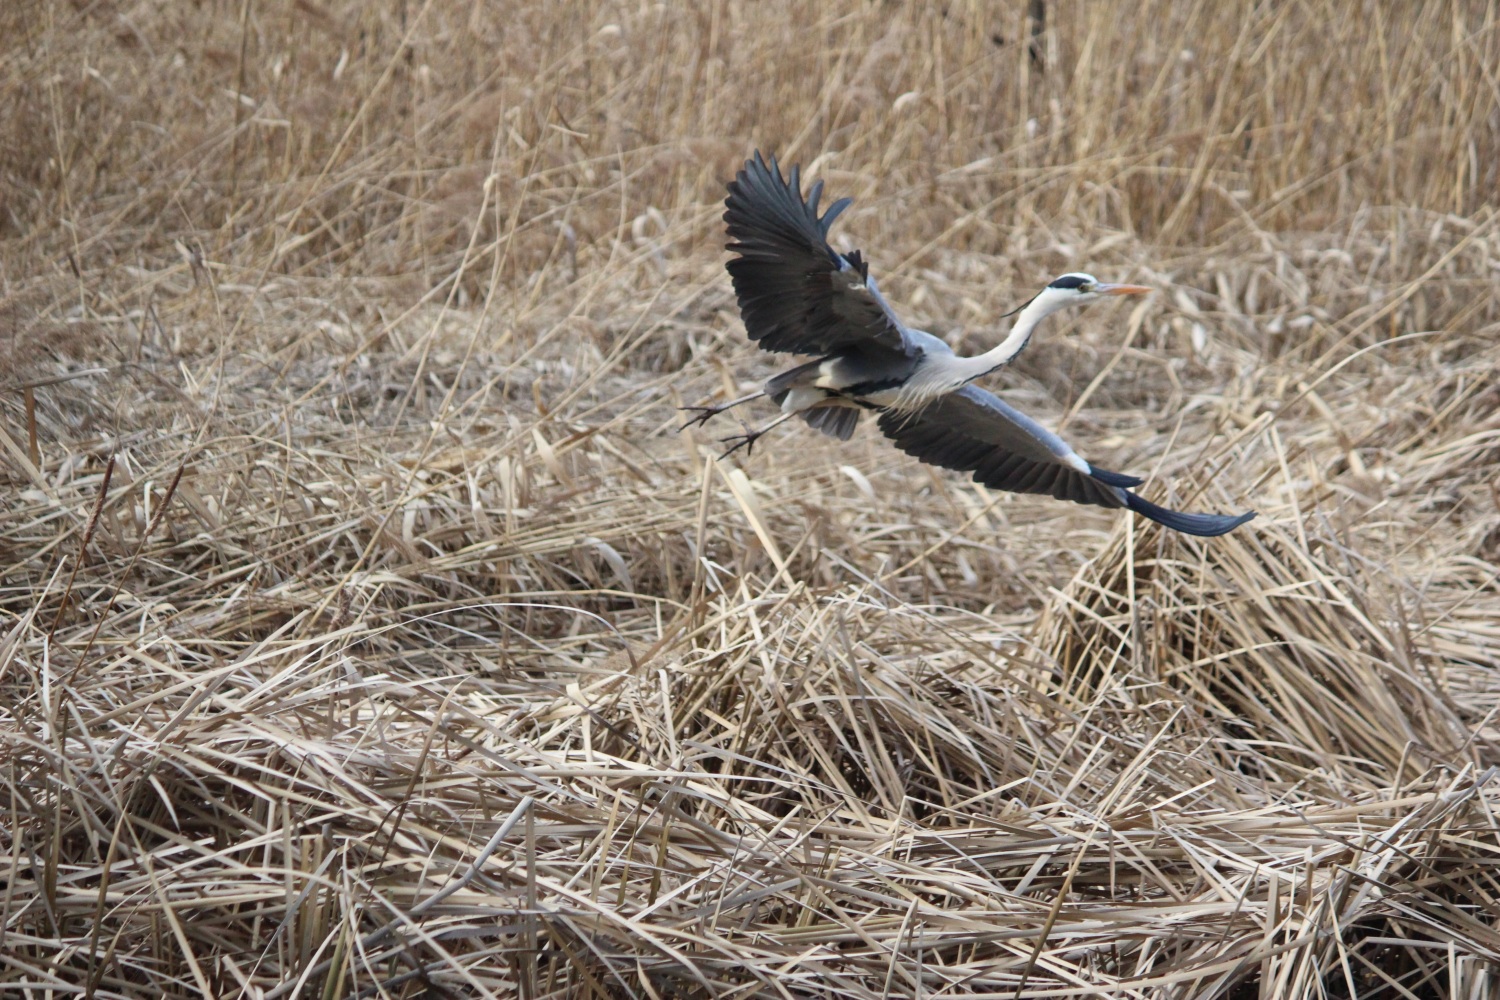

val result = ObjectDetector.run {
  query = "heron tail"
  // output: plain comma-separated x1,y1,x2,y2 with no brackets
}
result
801,405,860,440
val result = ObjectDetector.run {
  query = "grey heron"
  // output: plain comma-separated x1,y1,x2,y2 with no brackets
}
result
686,152,1255,538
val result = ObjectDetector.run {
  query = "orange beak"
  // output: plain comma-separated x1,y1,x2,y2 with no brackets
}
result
1096,283,1153,296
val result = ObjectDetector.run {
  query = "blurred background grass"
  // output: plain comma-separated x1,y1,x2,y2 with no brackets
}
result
2,2,1499,997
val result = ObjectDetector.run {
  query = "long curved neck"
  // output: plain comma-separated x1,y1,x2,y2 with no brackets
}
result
953,293,1062,383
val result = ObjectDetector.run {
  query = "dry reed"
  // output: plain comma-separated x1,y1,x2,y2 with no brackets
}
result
2,1,1499,997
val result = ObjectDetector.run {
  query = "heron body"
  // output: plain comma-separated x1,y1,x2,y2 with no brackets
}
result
685,152,1255,538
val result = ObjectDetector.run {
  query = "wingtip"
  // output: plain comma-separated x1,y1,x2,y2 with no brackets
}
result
1123,492,1257,537
806,178,824,216
1211,509,1258,535
821,195,852,232
764,151,781,184
732,150,776,191
1088,465,1145,489
731,150,800,202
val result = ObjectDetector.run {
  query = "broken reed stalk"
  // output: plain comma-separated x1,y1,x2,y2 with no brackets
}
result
47,453,114,642
23,385,38,468
68,460,184,679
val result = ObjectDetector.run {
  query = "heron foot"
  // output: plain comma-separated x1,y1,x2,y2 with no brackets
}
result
678,404,727,431
718,430,763,459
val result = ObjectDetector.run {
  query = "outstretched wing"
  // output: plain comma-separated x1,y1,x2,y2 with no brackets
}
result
724,152,913,357
878,386,1129,508
877,385,1255,536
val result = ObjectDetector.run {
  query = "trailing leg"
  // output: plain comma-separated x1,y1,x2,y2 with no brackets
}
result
718,412,796,458
678,391,765,430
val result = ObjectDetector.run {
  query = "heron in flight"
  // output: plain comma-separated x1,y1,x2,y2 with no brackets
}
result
685,152,1254,537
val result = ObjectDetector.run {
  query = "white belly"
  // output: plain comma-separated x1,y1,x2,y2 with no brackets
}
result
779,385,830,415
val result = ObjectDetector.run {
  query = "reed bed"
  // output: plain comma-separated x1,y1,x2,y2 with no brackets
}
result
2,1,1499,996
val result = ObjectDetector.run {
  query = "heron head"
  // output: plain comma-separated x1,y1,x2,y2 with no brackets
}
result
1043,272,1153,306
1000,273,1153,320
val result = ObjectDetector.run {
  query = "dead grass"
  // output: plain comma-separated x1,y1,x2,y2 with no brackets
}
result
2,1,1499,997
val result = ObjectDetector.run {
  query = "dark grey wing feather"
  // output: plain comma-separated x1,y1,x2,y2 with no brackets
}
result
877,386,1256,536
878,386,1126,509
1122,494,1255,536
725,152,912,357
1088,467,1145,488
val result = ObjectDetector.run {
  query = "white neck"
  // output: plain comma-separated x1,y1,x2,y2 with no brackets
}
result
952,290,1070,383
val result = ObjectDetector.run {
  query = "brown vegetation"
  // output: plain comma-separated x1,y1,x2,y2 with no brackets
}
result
2,1,1499,996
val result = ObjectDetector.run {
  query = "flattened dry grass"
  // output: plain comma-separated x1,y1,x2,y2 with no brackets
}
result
2,1,1499,997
